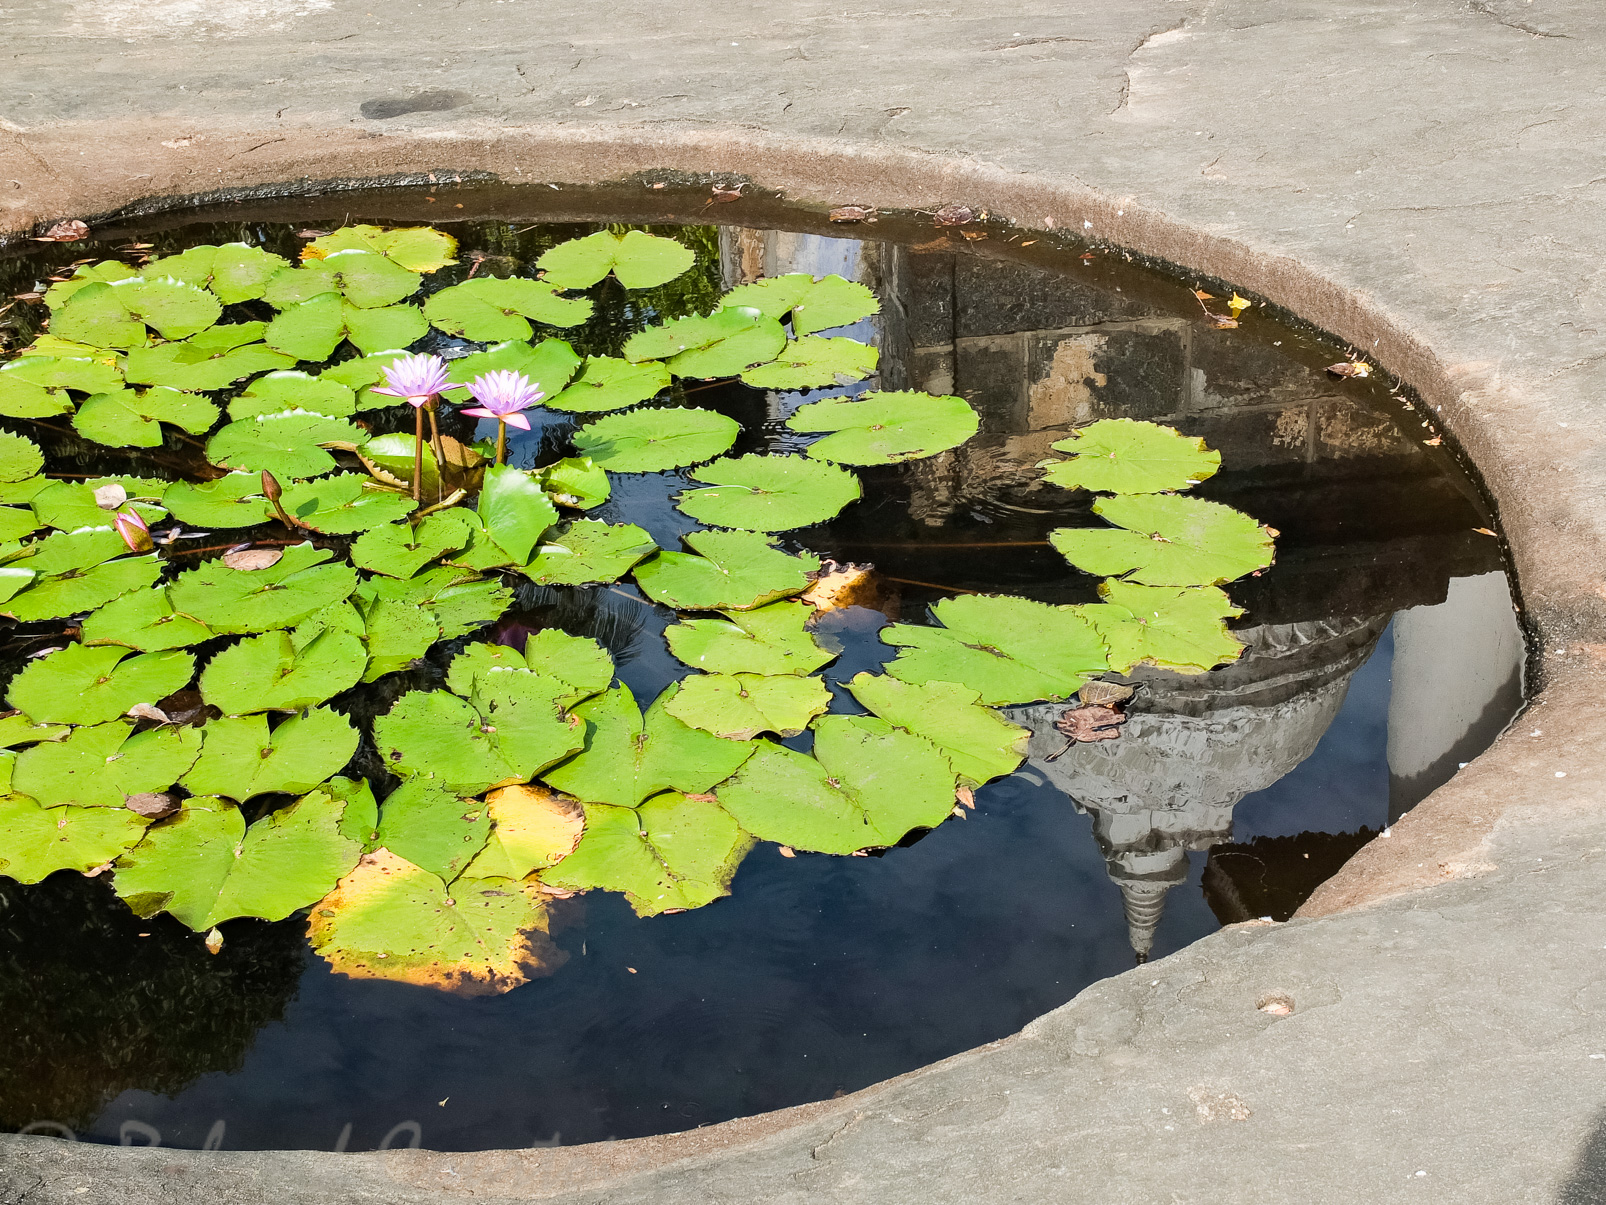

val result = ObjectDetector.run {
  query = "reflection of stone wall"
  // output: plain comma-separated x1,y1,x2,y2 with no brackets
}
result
1007,615,1388,958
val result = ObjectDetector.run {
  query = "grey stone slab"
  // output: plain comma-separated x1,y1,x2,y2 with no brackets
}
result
1026,325,1186,429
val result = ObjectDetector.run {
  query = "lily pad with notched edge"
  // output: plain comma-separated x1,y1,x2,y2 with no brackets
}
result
281,473,418,535
180,707,360,801
478,464,557,564
0,374,73,420
571,407,739,474
1037,418,1220,495
676,454,861,531
718,273,880,336
113,790,363,930
357,596,442,682
43,261,140,308
205,411,368,480
0,508,39,543
0,714,69,749
308,850,557,996
231,371,357,419
541,793,754,917
461,783,584,880
522,519,656,587
788,391,980,466
664,672,831,741
881,594,1109,706
665,600,833,677
538,457,610,510
265,292,427,360
0,797,152,884
717,714,957,854
1081,579,1246,674
1049,493,1275,587
320,350,410,409
543,683,755,809
53,278,222,347
633,529,820,611
73,387,219,448
425,278,593,341
305,225,459,273
2,355,124,396
538,230,696,290
621,307,785,379
263,252,422,310
5,553,165,623
356,566,512,639
169,542,357,634
141,242,290,303
80,586,214,651
13,721,203,808
445,630,613,709
739,337,879,391
7,644,195,727
123,338,296,391
545,356,671,413
199,624,368,715
374,777,491,886
349,512,473,579
440,338,580,405
374,685,585,796
0,434,44,483
30,477,168,532
845,672,1028,787
161,473,272,528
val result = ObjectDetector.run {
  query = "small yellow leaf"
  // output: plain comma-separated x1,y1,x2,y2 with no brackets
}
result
1228,292,1251,315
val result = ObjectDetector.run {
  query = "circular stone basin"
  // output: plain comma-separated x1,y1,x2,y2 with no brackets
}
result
0,184,1525,1152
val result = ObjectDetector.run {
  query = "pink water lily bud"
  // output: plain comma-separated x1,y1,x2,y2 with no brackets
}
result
114,509,153,553
373,352,452,408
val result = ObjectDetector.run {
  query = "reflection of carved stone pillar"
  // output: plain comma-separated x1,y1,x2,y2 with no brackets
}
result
1009,615,1388,958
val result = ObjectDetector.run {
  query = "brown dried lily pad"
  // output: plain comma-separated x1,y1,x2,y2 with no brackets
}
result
222,547,284,572
1054,704,1127,743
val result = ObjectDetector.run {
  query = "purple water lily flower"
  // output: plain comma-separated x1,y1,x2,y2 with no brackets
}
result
463,370,546,464
114,509,152,554
372,353,451,408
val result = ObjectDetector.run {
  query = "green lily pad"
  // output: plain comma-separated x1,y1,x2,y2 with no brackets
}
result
231,371,357,419
264,252,421,310
538,456,610,509
54,278,221,347
739,337,879,391
441,338,580,404
541,793,753,918
357,565,512,639
1049,494,1276,586
30,478,168,533
123,339,296,391
718,714,956,854
633,530,820,611
43,260,140,308
537,230,696,290
320,350,411,409
307,850,555,995
664,671,830,741
349,512,472,578
113,791,363,930
1082,580,1246,674
72,387,219,448
0,373,73,420
7,644,195,726
546,356,671,413
199,624,368,715
844,673,1028,787
79,586,214,651
141,243,290,303
788,390,980,466
357,596,442,682
280,473,417,534
161,472,272,528
478,464,557,563
544,683,756,808
373,778,492,886
306,225,459,272
461,783,584,880
425,278,593,340
169,542,358,634
665,600,833,677
265,292,427,360
205,411,368,480
0,476,49,506
0,714,68,749
445,629,613,708
522,519,656,586
15,527,126,575
571,406,739,473
374,684,585,795
0,797,152,884
1038,418,1221,494
0,434,44,483
1,355,124,395
881,594,1109,706
356,431,485,499
13,721,203,808
5,554,165,623
676,454,862,531
181,707,360,802
622,307,785,378
0,507,40,543
719,273,880,336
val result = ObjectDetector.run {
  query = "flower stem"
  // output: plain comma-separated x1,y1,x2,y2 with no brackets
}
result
413,407,425,503
426,403,447,502
496,421,507,466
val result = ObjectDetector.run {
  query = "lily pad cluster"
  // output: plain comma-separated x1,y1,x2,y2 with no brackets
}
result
0,223,1276,996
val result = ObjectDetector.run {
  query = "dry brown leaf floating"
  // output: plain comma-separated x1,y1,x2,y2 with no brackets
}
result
223,548,285,572
33,219,91,243
1326,361,1371,379
1423,436,1443,446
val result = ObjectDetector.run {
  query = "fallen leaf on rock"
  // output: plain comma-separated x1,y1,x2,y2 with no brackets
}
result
223,548,284,571
961,230,988,241
34,220,90,242
711,183,748,203
934,204,977,226
1326,361,1371,378
1193,290,1215,300
829,206,877,223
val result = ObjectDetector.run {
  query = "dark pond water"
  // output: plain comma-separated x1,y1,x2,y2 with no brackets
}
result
0,183,1525,1151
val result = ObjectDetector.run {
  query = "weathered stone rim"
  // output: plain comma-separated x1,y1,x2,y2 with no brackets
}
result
1,121,1591,1193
